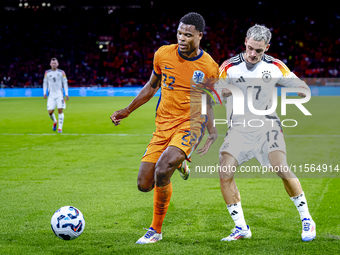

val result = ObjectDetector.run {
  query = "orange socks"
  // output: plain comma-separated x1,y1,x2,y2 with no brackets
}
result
150,182,173,233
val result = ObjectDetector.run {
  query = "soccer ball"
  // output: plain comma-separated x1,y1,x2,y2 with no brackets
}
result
51,206,85,240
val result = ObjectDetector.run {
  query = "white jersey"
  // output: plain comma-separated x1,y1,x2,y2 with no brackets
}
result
43,69,68,98
218,53,309,132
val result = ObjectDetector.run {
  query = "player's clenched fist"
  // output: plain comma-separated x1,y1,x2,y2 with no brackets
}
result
110,108,131,126
297,86,309,98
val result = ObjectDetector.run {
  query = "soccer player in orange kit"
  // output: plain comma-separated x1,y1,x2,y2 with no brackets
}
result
110,12,220,243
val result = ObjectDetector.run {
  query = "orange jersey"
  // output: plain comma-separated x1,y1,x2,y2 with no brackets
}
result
153,44,219,130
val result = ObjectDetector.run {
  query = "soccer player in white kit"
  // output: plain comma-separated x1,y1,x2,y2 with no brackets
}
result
217,25,316,242
43,58,69,133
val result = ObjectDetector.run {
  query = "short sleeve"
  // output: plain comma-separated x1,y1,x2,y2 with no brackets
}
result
219,60,231,84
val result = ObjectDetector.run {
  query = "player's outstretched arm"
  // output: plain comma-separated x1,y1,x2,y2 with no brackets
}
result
277,66,310,98
196,100,218,156
62,72,69,100
110,73,161,126
297,84,310,98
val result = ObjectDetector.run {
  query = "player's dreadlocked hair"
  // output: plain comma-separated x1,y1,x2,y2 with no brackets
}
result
179,12,205,32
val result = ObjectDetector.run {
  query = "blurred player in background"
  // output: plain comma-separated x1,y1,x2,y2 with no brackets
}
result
43,57,69,133
111,12,219,244
217,24,315,242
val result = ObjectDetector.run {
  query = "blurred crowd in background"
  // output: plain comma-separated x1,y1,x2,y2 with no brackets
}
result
1,2,339,88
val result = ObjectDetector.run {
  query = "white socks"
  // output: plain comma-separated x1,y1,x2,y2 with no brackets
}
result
49,113,57,123
226,193,311,229
290,192,312,221
227,202,247,229
58,113,64,130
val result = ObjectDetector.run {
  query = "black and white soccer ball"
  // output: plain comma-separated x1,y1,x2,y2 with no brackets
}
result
51,206,85,240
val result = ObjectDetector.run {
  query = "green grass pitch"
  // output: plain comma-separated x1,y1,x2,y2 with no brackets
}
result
0,96,339,254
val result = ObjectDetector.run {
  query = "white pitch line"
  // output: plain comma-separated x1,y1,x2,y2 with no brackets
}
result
1,133,340,137
285,134,340,137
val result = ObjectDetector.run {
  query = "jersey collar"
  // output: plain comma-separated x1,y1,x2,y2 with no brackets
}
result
241,52,264,70
240,52,266,63
178,46,204,61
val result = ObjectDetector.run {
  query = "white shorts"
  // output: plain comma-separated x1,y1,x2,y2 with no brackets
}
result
47,96,66,110
219,120,286,167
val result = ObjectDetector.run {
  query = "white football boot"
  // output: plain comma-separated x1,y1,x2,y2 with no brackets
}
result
136,227,162,244
301,218,316,241
221,225,252,241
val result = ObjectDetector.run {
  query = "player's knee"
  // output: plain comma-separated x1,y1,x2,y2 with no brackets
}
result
58,109,63,114
137,180,154,192
154,163,173,186
137,184,153,192
219,177,235,187
271,162,292,178
271,161,287,170
219,152,238,167
219,169,234,179
154,167,168,181
155,159,175,176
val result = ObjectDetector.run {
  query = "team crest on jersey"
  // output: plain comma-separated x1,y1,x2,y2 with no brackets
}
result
262,70,271,83
192,70,205,84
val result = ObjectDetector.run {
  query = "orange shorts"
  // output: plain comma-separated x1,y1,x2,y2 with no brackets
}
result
141,119,207,164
